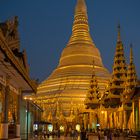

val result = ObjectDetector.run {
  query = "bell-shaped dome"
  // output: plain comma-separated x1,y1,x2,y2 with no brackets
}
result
37,0,110,116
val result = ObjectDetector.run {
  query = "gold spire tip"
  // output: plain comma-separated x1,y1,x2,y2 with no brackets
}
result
117,24,121,42
130,44,133,63
75,0,87,15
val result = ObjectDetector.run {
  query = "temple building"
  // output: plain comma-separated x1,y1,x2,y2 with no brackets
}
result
0,17,41,139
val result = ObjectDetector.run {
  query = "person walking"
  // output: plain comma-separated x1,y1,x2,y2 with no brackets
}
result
97,130,101,140
104,130,107,140
75,130,78,140
107,130,112,140
57,129,61,138
71,129,75,140
109,130,112,140
80,129,86,140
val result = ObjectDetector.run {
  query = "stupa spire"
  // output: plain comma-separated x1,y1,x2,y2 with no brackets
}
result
125,44,137,92
67,0,94,46
111,25,127,95
75,0,87,16
117,24,121,42
103,25,127,108
123,44,137,106
130,44,133,63
84,60,100,109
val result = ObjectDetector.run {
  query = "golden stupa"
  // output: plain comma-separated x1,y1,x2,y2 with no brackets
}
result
37,0,110,116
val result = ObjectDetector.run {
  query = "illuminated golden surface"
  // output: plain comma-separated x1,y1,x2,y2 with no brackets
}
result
36,0,110,118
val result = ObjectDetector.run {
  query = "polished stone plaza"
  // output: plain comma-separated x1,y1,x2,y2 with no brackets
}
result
30,135,128,140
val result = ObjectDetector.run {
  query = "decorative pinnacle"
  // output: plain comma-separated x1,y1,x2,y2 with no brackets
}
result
75,0,87,16
68,0,94,46
117,24,121,42
130,44,133,63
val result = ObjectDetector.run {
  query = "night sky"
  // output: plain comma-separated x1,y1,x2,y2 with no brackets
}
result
0,0,140,82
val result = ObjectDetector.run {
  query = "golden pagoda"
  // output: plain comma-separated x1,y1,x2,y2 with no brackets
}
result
104,25,127,108
123,45,137,106
111,24,127,95
36,0,110,119
85,60,100,109
125,45,137,93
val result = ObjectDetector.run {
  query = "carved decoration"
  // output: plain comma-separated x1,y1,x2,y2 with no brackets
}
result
5,16,19,41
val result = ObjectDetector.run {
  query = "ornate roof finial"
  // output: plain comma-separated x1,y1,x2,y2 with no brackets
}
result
84,58,100,109
117,24,121,42
75,0,87,16
103,24,127,108
123,44,137,95
130,43,133,63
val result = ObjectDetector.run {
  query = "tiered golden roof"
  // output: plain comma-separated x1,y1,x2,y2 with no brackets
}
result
124,45,137,94
103,25,127,108
110,25,127,94
85,61,100,109
37,0,110,116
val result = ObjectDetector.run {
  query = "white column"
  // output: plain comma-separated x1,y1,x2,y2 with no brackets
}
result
89,112,92,130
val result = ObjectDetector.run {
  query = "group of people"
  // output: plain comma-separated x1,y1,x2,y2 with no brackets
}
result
97,129,112,140
33,128,115,140
71,129,78,140
33,129,50,139
33,129,61,139
80,129,88,140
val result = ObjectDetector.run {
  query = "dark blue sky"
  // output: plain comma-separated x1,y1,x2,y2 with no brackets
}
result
1,0,140,82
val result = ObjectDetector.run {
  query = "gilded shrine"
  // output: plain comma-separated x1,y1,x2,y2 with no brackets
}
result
35,0,110,130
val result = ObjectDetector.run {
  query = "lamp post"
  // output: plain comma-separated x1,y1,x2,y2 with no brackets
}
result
24,97,32,140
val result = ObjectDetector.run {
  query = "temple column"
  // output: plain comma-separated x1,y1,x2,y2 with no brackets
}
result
16,93,21,138
114,112,116,128
110,113,113,128
116,112,120,128
83,114,87,130
138,98,140,131
123,110,127,129
134,100,140,131
129,112,133,130
132,101,135,131
92,113,98,130
119,111,123,129
112,112,115,128
0,85,9,140
89,112,92,130
120,111,122,129
107,111,110,128
104,111,107,129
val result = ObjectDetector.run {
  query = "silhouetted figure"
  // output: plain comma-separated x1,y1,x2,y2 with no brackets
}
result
80,129,86,140
57,129,60,138
107,130,112,140
34,130,38,138
97,130,101,140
